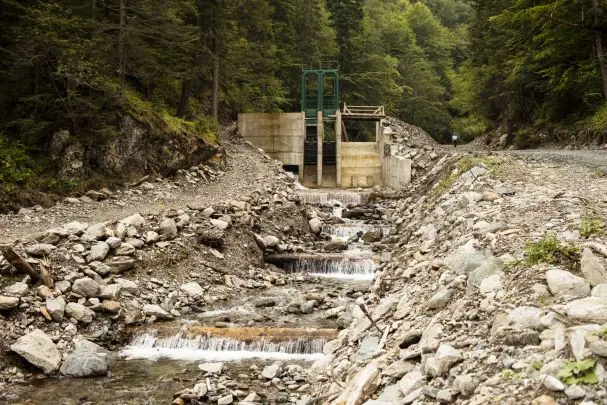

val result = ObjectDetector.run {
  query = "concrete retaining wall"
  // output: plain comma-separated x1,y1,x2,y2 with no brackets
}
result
378,126,412,189
340,142,382,188
238,113,305,172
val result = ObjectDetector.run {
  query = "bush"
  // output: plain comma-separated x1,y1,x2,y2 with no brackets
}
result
0,134,33,190
525,232,580,271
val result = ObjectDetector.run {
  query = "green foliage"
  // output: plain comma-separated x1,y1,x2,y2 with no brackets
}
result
557,359,598,385
456,156,501,174
531,361,543,371
525,232,580,270
0,134,33,190
580,203,606,238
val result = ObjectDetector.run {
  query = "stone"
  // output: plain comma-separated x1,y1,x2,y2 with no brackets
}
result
26,244,56,257
37,285,54,299
106,236,122,248
398,371,424,396
532,395,556,405
444,239,488,275
107,256,136,273
542,375,565,391
565,297,607,324
480,273,503,294
217,394,233,405
99,284,122,300
383,360,414,379
452,375,477,397
102,300,121,313
565,385,586,400
142,304,173,320
115,278,139,295
324,241,348,252
60,340,108,377
581,248,607,285
85,223,106,240
468,257,504,287
46,297,65,321
5,282,29,297
144,231,159,244
120,214,145,227
0,295,19,310
115,243,136,256
426,287,453,309
88,242,110,262
66,302,95,323
72,277,101,298
592,284,607,297
180,282,204,297
10,329,62,373
546,269,590,298
332,364,380,405
263,235,280,248
393,293,411,320
63,221,89,235
424,344,463,377
590,340,607,357
159,218,178,238
210,219,230,230
362,230,383,243
198,362,223,374
509,306,544,330
89,261,112,276
262,363,281,379
309,218,322,234
357,336,380,359
376,384,402,403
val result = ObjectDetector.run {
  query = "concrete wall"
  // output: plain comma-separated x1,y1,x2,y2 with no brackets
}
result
340,142,382,188
378,126,412,189
238,113,305,171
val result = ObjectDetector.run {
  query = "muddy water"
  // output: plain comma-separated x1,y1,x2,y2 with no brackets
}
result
11,190,389,405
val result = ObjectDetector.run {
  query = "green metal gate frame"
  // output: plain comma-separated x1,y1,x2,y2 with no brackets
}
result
301,62,340,123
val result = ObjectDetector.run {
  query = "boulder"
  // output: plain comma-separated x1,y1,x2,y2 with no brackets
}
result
159,218,178,238
196,228,225,249
107,256,136,273
72,277,101,298
46,297,66,321
331,364,380,405
426,287,453,309
444,239,488,275
424,344,462,377
143,304,173,320
180,282,204,298
88,242,110,262
362,230,383,243
566,297,607,324
4,282,29,297
309,218,322,234
546,269,590,298
198,362,224,374
25,244,56,257
508,306,544,330
60,340,108,377
84,223,106,240
398,370,425,396
0,295,19,311
323,242,348,253
581,248,607,285
468,257,504,287
10,329,62,373
262,363,281,379
66,302,95,323
210,219,230,230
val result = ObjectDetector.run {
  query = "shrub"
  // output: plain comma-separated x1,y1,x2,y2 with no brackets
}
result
557,359,598,385
525,232,580,271
0,134,33,190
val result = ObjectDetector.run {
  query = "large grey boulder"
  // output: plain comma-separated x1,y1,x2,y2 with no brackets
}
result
566,297,607,324
424,344,462,377
4,282,29,297
444,239,488,275
66,302,95,323
10,329,62,373
508,306,544,330
25,244,57,257
88,242,110,262
309,218,322,234
581,248,607,285
60,340,109,377
72,277,101,298
159,218,178,238
546,269,590,298
84,223,107,240
142,304,173,320
180,282,204,298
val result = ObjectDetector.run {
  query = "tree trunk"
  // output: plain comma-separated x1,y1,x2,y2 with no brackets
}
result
0,245,54,288
211,3,220,119
593,0,607,99
177,79,192,118
118,0,126,85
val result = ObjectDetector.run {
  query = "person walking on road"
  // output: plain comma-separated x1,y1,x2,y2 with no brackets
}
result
451,134,459,148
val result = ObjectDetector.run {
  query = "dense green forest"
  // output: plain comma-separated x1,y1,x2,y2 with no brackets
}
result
0,0,606,190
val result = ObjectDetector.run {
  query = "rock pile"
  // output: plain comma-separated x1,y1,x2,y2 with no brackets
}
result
311,156,607,404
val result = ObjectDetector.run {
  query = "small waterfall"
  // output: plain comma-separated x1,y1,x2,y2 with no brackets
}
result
322,224,390,241
121,330,329,362
296,190,370,206
285,257,376,281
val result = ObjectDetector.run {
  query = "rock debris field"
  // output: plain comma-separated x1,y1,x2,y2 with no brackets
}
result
1,127,607,405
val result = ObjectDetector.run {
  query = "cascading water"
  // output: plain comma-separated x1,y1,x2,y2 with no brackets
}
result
122,328,330,362
322,223,390,241
285,257,377,281
296,190,370,206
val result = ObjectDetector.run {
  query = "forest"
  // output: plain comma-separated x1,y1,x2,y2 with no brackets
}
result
0,0,606,189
